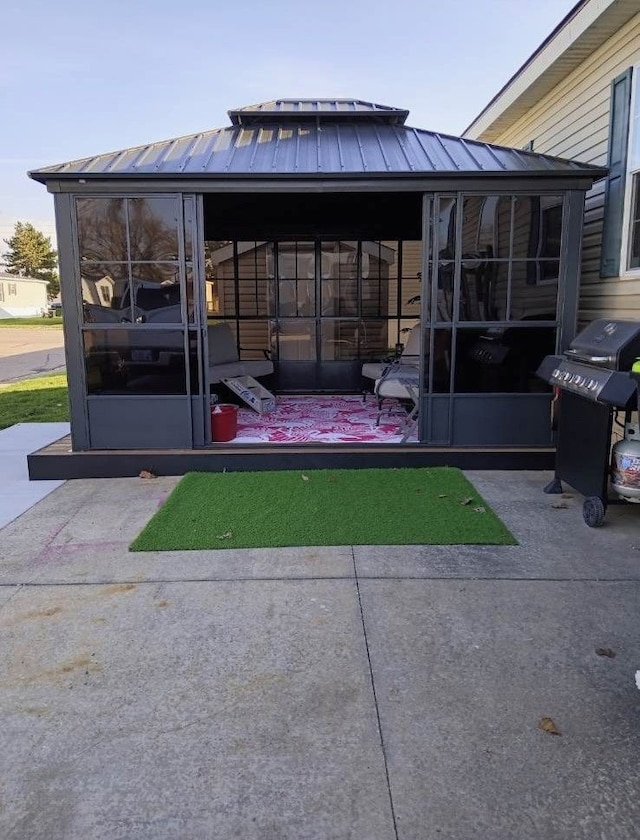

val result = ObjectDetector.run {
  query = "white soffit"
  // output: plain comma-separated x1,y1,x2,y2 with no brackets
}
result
464,0,640,141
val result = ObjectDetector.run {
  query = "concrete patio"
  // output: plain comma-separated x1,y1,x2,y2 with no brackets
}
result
1,468,640,839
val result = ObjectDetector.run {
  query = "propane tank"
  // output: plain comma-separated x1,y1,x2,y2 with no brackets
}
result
611,424,640,502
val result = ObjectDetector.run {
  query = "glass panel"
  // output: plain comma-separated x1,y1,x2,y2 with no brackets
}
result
461,195,512,260
511,196,563,261
360,319,389,359
77,198,127,262
183,198,194,263
509,261,558,321
204,241,233,317
435,261,454,321
459,260,508,321
81,263,131,323
321,319,359,360
84,329,186,395
454,326,555,393
276,318,316,360
432,197,456,260
278,278,315,317
128,197,180,261
629,177,640,269
429,328,452,393
185,266,194,323
238,320,271,360
237,279,268,317
129,263,181,324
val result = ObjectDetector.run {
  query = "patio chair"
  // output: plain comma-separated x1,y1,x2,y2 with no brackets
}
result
207,322,274,384
361,322,421,397
374,361,420,442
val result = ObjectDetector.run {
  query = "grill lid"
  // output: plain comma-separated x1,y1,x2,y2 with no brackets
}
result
566,319,640,370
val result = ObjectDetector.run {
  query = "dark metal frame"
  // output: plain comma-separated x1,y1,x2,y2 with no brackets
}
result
51,177,586,453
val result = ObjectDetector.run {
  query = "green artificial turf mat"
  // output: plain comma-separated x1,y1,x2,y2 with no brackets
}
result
130,468,517,551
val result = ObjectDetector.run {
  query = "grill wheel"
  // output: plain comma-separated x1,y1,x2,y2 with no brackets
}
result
583,496,606,528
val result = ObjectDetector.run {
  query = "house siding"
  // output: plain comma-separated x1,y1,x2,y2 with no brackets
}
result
0,276,49,318
472,12,640,324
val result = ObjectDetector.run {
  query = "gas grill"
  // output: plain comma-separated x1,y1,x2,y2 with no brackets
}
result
537,319,640,527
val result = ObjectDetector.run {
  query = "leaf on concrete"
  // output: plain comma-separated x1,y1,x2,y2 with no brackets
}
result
460,497,474,506
216,531,233,540
551,502,568,509
595,647,616,658
139,470,157,479
538,716,561,736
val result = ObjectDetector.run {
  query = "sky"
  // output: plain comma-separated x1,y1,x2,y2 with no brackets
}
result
1,0,579,250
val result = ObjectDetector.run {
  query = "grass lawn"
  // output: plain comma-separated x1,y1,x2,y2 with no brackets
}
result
0,318,63,328
131,468,517,550
0,374,69,429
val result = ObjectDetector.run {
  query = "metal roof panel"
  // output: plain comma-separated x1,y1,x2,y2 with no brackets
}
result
29,115,608,182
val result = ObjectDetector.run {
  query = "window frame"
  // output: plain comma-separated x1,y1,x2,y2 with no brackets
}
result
620,63,640,276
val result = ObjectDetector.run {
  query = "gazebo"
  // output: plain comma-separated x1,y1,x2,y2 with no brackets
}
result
28,99,606,478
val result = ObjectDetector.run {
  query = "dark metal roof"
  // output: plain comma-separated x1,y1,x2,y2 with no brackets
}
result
228,99,409,125
29,102,608,183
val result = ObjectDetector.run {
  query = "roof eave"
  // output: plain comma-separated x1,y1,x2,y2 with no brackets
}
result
463,0,640,140
29,166,608,185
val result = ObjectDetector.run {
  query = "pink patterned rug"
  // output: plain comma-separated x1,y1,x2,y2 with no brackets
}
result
233,395,415,444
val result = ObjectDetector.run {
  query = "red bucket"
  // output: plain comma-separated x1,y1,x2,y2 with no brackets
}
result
211,403,238,442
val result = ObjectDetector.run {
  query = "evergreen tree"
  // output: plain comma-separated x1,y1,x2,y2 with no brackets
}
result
2,222,60,298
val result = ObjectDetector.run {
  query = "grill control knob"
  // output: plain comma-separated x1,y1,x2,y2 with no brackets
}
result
563,372,572,382
588,379,598,391
552,368,560,378
574,375,584,386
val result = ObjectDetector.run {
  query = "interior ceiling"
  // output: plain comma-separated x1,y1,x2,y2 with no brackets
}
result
203,192,423,240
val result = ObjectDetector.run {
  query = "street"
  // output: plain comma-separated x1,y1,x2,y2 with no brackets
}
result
0,327,66,383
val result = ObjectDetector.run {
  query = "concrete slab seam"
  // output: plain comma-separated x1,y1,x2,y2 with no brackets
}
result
351,545,400,840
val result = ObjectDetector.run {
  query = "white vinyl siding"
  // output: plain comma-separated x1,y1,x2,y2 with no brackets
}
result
475,11,640,324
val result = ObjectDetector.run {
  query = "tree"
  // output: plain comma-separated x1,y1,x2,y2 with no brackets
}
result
2,222,60,299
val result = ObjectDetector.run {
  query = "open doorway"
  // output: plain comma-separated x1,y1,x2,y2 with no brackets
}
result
201,192,424,444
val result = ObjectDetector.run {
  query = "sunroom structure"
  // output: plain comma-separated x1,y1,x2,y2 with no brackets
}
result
28,99,606,478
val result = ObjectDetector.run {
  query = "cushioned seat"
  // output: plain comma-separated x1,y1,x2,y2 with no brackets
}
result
208,323,274,385
362,323,421,388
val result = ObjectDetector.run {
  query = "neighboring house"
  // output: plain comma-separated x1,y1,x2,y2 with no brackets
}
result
0,273,48,318
463,0,640,325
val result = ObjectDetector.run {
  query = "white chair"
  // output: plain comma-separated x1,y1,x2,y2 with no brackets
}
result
207,323,274,384
362,322,421,388
374,362,420,442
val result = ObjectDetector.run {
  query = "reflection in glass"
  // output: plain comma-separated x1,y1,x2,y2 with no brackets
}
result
130,264,181,324
429,328,452,393
360,319,389,359
183,199,194,263
432,197,456,260
84,329,186,395
77,198,127,262
275,318,315,360
454,326,555,393
81,264,130,323
459,260,508,321
321,320,359,360
238,320,271,360
461,195,511,260
205,240,234,317
511,196,563,262
509,262,558,321
128,198,180,261
278,278,315,317
435,262,454,321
